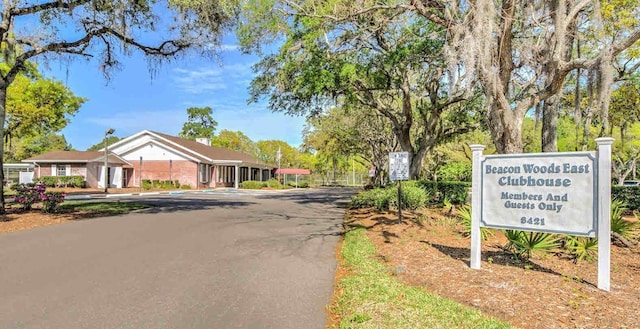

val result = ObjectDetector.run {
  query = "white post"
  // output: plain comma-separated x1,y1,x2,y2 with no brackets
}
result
234,164,239,189
596,137,614,291
469,144,485,269
352,157,355,186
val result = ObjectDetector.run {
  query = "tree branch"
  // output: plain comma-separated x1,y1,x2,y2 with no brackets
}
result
10,0,91,17
613,28,640,57
8,24,190,84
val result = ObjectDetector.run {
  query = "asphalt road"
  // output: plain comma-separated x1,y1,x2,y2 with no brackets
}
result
0,187,355,329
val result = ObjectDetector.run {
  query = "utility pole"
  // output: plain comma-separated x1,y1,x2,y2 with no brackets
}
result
103,128,115,193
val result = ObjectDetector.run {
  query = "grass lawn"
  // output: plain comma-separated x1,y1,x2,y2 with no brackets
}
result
330,228,514,329
59,201,151,215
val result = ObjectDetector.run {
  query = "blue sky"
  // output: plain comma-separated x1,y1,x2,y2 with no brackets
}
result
44,36,307,151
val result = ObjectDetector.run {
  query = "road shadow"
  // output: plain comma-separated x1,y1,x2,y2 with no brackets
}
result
135,198,257,214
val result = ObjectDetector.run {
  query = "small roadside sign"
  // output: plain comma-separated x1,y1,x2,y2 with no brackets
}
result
389,152,410,181
368,167,376,177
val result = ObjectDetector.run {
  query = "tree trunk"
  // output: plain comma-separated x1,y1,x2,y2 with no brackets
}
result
542,96,559,152
0,82,6,214
408,151,421,180
487,102,524,154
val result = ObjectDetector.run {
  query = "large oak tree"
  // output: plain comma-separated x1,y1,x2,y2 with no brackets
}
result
245,4,481,179
0,0,236,210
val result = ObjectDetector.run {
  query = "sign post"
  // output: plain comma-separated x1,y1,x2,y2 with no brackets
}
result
596,137,614,291
470,145,485,269
389,152,410,223
469,140,613,291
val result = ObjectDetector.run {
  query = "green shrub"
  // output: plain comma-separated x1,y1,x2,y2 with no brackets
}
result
437,162,472,182
388,183,429,210
458,205,494,240
265,178,283,189
180,184,191,189
566,237,598,263
610,199,640,240
350,188,391,211
504,230,560,260
41,192,66,213
612,186,640,211
418,180,470,204
39,176,58,187
241,180,266,189
350,183,427,211
159,180,175,189
39,176,85,187
142,179,153,190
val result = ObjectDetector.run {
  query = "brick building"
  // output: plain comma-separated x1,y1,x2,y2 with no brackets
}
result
24,130,274,189
23,151,131,188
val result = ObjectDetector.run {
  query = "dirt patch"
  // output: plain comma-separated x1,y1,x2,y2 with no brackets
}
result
345,207,640,329
0,208,118,234
326,238,347,328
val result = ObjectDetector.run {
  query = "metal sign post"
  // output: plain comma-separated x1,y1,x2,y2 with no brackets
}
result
389,152,410,223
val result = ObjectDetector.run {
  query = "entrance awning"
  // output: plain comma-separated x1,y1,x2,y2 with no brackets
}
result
274,168,311,175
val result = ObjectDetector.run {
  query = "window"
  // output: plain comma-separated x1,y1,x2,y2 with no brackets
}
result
57,165,68,176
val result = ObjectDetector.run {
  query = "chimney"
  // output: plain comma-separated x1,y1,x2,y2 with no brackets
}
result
195,137,211,146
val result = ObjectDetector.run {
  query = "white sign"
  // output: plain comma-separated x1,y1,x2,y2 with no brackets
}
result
389,152,410,181
481,152,596,236
469,138,614,292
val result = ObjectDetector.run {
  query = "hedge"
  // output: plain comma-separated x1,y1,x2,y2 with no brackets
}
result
418,181,639,210
39,176,85,188
612,186,640,211
351,183,429,211
241,180,266,189
141,179,180,190
418,180,471,204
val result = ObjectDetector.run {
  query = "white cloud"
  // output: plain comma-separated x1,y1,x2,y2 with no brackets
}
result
84,105,305,147
171,63,255,94
172,67,227,94
220,44,240,52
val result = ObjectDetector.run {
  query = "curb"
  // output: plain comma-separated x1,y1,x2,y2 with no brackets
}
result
106,193,133,198
59,187,296,201
64,195,92,200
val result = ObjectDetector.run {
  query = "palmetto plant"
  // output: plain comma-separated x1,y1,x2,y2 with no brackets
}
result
566,237,598,263
504,230,560,260
458,205,494,240
611,199,640,240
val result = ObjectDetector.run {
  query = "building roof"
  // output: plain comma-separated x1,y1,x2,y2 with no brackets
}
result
149,131,267,164
274,168,311,175
117,130,270,167
23,151,130,165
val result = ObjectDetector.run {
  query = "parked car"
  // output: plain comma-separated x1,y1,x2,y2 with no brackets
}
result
622,180,640,186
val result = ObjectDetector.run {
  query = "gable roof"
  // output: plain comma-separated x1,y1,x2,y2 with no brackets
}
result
105,130,272,167
23,151,130,165
149,131,267,164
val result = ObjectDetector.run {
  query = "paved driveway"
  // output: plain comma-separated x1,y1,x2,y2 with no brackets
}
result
0,187,355,329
